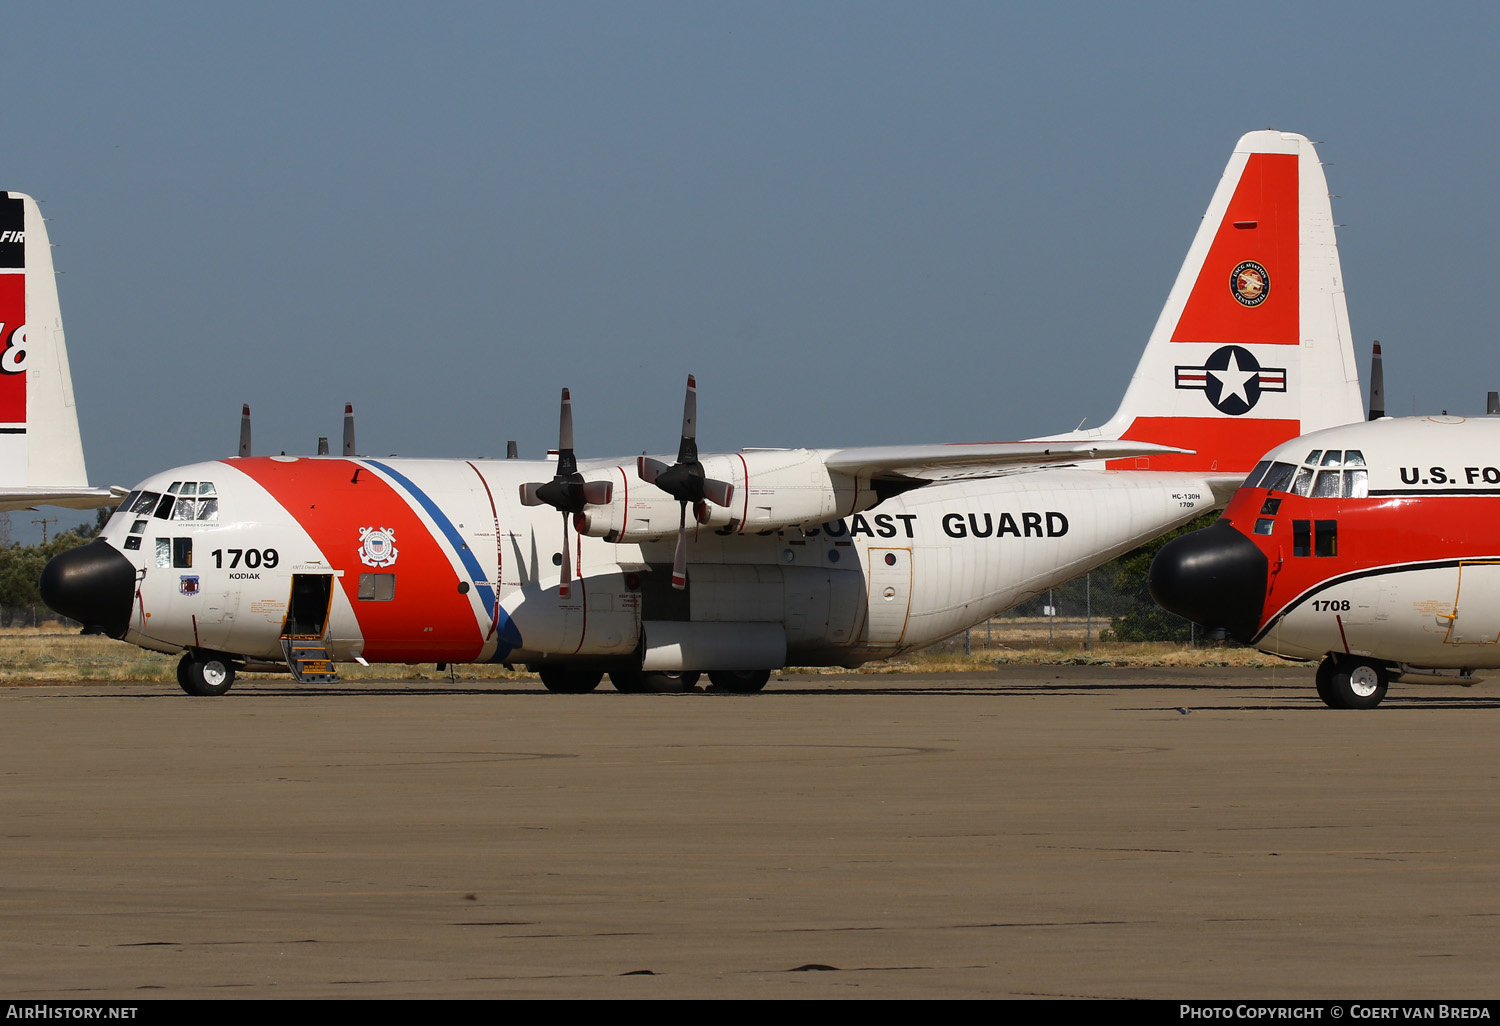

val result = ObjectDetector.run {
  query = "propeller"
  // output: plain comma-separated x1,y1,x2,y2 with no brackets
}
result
638,375,734,589
1368,341,1385,420
238,404,252,457
520,388,613,597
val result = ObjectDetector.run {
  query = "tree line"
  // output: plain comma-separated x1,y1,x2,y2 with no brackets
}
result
0,508,109,626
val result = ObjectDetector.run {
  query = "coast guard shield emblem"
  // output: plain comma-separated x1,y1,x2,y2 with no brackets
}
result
358,526,399,568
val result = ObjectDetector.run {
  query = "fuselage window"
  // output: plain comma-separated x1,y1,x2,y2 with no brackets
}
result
155,538,171,568
173,537,193,568
1315,520,1338,557
1293,520,1311,557
1254,518,1275,535
129,519,147,535
123,536,141,550
1292,519,1339,557
358,573,396,601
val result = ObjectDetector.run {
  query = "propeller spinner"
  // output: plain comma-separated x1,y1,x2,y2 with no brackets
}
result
638,375,734,589
520,389,613,597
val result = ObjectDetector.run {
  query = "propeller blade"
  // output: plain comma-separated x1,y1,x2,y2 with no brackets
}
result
343,403,357,457
1368,341,1385,421
519,482,546,506
582,480,613,505
671,504,688,590
239,404,252,458
559,514,573,598
702,477,734,508
638,456,669,485
677,374,698,464
557,388,578,477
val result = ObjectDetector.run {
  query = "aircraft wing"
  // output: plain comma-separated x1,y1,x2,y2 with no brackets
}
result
823,440,1192,484
0,486,126,514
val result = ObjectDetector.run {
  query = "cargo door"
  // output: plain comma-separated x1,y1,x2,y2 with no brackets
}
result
863,547,913,645
1445,561,1500,645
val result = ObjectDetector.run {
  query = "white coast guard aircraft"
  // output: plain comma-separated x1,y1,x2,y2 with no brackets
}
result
40,131,1364,695
0,192,118,512
1151,346,1500,709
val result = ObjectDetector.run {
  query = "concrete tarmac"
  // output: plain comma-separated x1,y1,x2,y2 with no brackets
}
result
4,665,1500,1000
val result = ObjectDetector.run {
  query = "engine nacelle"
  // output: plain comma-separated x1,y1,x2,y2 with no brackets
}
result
574,448,864,542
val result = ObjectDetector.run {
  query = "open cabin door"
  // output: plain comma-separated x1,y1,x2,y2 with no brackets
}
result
281,573,339,682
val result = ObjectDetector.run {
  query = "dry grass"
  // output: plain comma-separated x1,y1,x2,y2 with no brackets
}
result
0,618,1295,684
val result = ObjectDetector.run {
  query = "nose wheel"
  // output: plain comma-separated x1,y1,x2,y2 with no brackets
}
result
1315,655,1389,709
177,651,238,697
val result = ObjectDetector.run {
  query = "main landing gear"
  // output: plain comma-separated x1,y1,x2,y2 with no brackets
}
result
1315,655,1389,709
177,650,238,697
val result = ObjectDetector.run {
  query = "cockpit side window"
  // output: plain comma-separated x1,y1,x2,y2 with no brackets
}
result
1291,467,1315,497
128,491,161,516
1260,462,1297,493
1244,461,1271,488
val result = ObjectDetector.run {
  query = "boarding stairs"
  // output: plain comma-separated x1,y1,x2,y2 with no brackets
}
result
281,634,340,684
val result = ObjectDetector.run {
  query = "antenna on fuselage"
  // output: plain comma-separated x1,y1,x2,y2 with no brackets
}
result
343,403,357,457
239,404,252,457
1368,342,1385,420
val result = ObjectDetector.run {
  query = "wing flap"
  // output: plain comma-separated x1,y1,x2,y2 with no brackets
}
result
824,440,1192,483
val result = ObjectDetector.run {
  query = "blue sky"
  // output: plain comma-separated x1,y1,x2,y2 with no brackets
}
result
5,2,1498,537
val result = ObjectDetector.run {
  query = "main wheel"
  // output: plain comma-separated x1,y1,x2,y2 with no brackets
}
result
1320,656,1389,709
610,670,700,693
1315,656,1340,706
538,666,603,694
177,651,237,696
707,669,771,693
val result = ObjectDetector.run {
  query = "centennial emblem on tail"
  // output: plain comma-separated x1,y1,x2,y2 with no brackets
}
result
1174,345,1287,416
357,526,399,568
1231,261,1269,306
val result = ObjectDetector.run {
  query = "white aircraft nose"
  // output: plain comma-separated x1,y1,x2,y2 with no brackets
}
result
39,539,137,639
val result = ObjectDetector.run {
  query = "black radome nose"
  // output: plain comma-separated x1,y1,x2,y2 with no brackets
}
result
39,538,136,639
1149,520,1269,643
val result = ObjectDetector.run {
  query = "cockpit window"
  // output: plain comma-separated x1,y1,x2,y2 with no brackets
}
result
1291,467,1315,497
1312,470,1342,498
1244,461,1271,488
1260,462,1297,493
128,491,161,516
1260,450,1369,499
146,482,220,521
